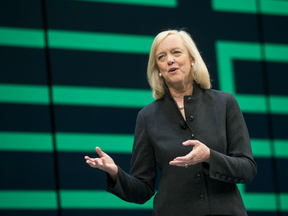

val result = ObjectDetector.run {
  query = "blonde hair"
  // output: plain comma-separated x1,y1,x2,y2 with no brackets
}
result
147,30,211,100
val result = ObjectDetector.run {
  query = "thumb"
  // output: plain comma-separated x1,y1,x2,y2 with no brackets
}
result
96,147,105,157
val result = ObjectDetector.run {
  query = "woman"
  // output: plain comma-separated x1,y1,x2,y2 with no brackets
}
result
85,30,257,216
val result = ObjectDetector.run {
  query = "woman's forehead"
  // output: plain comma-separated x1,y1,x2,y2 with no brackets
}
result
156,34,186,54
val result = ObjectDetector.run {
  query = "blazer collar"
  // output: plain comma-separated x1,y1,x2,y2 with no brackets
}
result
164,81,202,99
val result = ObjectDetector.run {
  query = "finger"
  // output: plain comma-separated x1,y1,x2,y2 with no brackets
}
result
169,161,187,167
85,156,95,163
96,147,106,157
102,158,107,168
173,156,188,161
182,140,196,146
86,160,96,167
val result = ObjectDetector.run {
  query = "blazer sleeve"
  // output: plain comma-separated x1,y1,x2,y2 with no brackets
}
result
106,111,157,204
204,93,257,184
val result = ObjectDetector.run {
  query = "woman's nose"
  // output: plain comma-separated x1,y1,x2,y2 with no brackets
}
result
167,55,174,65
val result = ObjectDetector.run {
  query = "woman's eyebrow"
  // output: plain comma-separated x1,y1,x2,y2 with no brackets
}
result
156,47,182,56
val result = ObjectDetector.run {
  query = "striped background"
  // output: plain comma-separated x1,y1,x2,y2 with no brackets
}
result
0,0,288,215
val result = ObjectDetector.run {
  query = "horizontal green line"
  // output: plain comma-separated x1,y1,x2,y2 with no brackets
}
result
0,132,54,152
0,84,50,104
280,193,288,211
0,84,287,114
274,140,288,158
235,94,267,113
73,0,177,7
212,0,288,16
56,133,133,153
52,85,154,108
0,27,45,48
0,84,154,108
242,193,277,211
212,0,257,13
2,132,288,158
1,189,286,211
260,0,288,16
264,44,288,62
0,27,154,53
0,191,58,209
48,30,154,54
269,96,288,114
250,139,272,157
237,184,277,211
60,190,154,209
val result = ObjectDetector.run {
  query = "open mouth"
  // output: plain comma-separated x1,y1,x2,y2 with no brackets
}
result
168,67,178,73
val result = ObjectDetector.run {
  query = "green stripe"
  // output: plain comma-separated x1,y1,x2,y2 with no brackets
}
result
264,44,288,62
0,27,154,53
270,96,288,114
52,85,154,107
0,132,53,152
60,190,153,209
60,189,282,211
280,193,288,211
0,27,45,48
0,84,50,104
56,133,133,153
2,132,288,158
0,191,58,209
0,189,285,211
260,0,288,16
211,0,257,13
216,41,262,94
274,140,288,158
216,41,288,114
242,192,277,211
212,0,288,16
48,30,154,54
73,0,177,7
1,83,287,114
235,95,267,113
237,184,277,211
250,139,272,157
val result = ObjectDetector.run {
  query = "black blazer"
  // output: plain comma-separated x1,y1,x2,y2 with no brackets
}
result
106,82,257,216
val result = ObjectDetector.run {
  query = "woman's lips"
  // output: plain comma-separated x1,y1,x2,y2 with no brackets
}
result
168,68,179,73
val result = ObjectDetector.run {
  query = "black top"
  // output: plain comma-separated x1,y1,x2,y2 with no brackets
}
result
106,82,257,216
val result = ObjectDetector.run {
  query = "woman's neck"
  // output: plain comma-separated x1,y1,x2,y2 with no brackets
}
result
168,82,193,101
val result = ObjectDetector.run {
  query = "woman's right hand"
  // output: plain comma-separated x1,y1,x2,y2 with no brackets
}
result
85,147,118,181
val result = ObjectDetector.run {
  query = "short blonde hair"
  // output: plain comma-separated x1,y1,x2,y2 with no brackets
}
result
147,30,211,100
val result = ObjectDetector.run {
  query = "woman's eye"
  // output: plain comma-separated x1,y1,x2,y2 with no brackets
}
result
174,51,181,54
158,55,164,60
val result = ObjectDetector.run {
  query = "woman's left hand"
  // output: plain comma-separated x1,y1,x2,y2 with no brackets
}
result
169,140,210,167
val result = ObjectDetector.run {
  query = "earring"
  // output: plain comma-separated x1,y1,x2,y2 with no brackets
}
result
159,73,162,77
192,62,194,66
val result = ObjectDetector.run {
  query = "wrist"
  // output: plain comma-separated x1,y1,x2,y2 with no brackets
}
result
205,148,210,164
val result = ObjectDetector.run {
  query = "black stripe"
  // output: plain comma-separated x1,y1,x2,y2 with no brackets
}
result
0,210,58,216
243,113,270,139
234,60,265,95
61,209,153,216
0,46,48,85
0,151,57,190
54,105,140,134
275,158,288,193
50,49,150,89
0,104,52,132
245,157,277,193
0,0,44,29
261,15,288,44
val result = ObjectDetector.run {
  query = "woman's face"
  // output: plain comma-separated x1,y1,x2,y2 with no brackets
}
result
155,34,193,89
